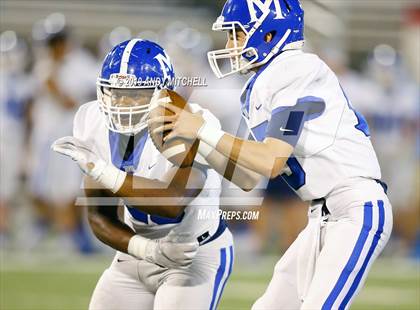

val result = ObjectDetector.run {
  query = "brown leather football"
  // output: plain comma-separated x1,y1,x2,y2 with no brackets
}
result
148,89,199,168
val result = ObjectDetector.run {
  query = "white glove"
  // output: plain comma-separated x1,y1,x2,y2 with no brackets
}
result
128,231,199,269
51,136,126,193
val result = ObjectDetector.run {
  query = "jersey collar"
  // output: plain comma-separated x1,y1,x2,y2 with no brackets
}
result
240,49,305,118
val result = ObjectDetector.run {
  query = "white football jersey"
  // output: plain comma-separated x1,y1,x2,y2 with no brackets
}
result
241,50,381,201
73,101,223,242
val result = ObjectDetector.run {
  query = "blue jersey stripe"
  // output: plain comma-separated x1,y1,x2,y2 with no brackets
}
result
209,248,227,310
322,201,373,310
241,57,276,118
108,130,148,172
126,207,148,223
201,219,227,246
341,85,370,137
215,246,234,308
250,121,268,142
339,200,385,309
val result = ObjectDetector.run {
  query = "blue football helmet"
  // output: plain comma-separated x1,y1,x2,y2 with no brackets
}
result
97,39,175,134
208,0,304,78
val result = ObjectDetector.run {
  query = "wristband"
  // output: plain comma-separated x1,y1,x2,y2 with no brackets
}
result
127,235,149,259
91,159,127,193
197,121,225,149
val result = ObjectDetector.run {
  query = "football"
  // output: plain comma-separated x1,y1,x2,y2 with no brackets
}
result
148,89,199,168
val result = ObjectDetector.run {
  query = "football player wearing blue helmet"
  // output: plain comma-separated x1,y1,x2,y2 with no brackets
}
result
52,39,233,309
150,1,392,309
208,0,303,78
96,39,175,134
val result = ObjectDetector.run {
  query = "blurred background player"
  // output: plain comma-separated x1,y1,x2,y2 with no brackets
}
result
363,50,419,257
52,39,234,309
0,31,33,246
28,24,99,253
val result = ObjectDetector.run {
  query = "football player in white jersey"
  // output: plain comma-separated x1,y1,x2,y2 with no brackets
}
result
149,1,393,309
52,39,233,310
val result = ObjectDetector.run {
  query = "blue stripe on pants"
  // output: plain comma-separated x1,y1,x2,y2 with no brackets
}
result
215,246,234,309
209,248,227,310
322,201,373,310
339,200,385,309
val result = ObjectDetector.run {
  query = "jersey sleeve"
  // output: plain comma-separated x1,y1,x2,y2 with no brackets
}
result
262,56,326,146
265,96,325,146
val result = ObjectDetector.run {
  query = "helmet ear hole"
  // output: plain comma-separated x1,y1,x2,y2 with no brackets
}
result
264,31,276,43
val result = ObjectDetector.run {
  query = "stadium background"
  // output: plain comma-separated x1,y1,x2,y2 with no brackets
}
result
1,0,419,309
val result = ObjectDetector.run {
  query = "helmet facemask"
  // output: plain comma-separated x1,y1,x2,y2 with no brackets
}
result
97,84,155,135
207,20,259,79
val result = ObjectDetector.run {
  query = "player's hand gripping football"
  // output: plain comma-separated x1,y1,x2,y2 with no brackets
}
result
148,100,205,142
51,136,126,193
129,231,199,269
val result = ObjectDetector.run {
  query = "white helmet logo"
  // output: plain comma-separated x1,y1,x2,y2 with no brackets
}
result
154,53,173,82
246,0,285,22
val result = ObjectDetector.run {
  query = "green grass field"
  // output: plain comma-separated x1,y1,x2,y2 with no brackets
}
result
1,254,419,310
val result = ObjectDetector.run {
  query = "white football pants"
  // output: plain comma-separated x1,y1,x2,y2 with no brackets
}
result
89,229,233,310
252,180,392,310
